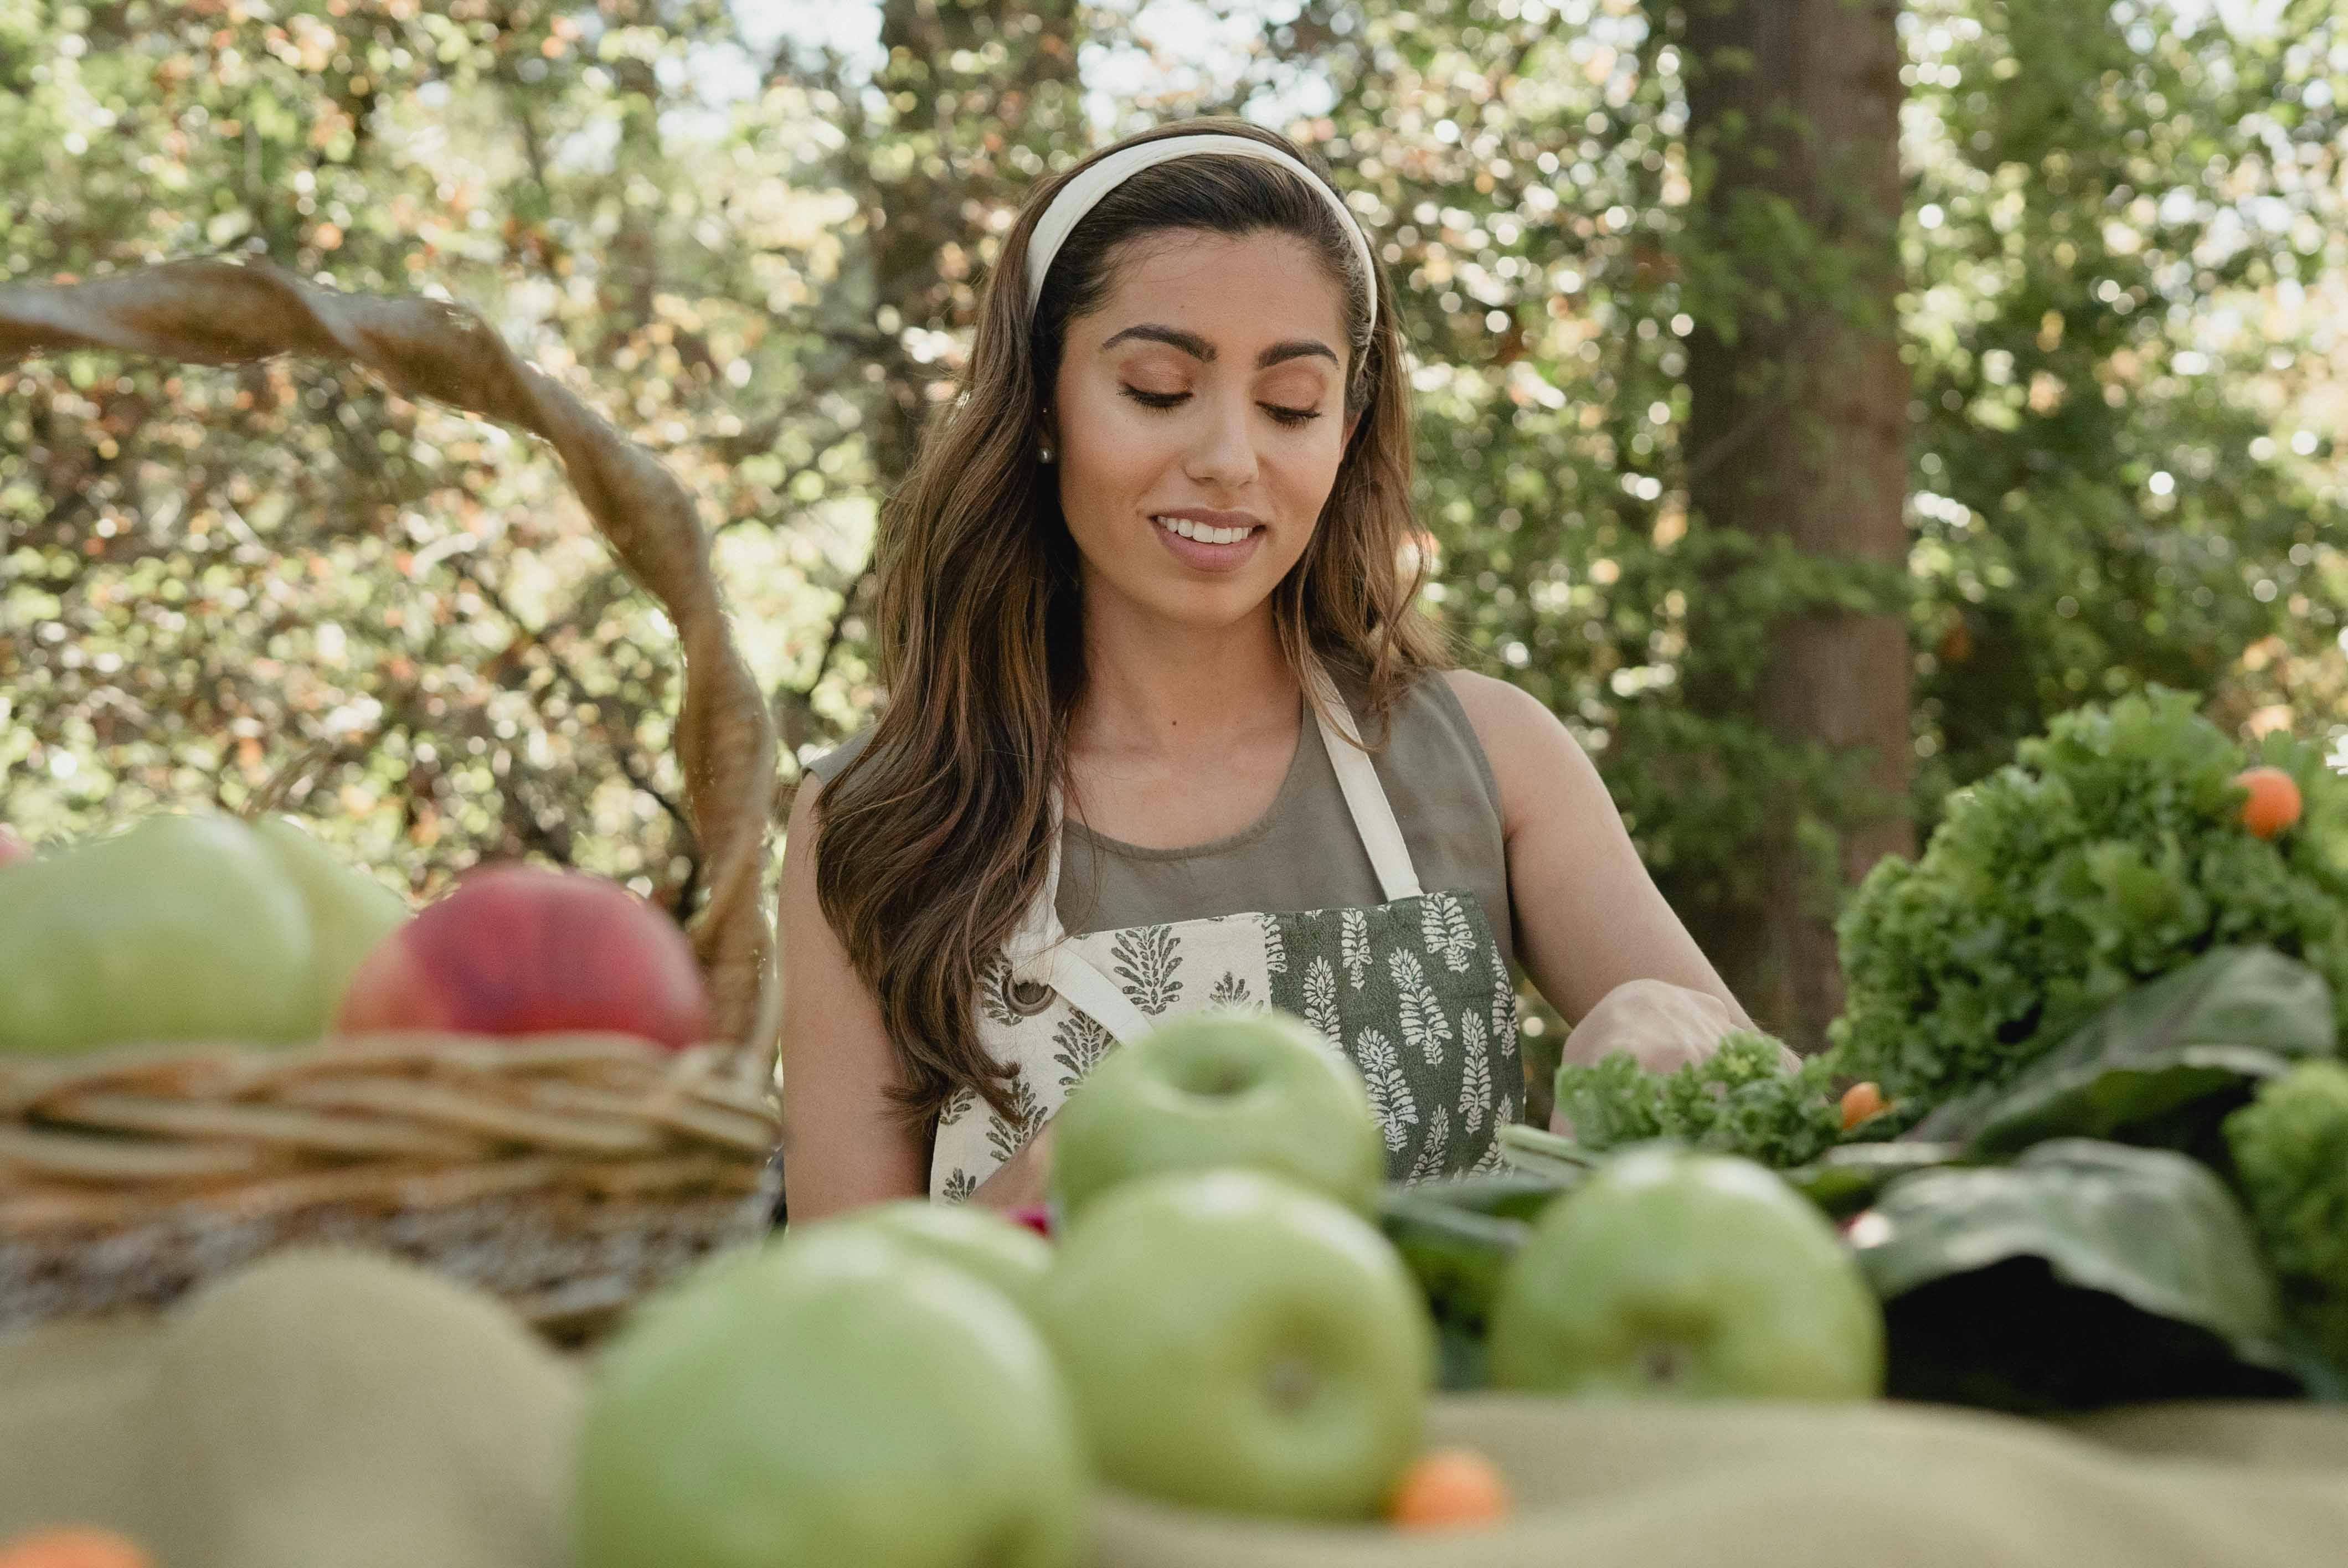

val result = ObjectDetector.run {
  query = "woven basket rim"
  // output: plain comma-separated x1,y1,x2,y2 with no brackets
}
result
0,1028,780,1226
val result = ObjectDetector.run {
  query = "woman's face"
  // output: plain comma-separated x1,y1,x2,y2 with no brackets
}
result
1048,228,1357,634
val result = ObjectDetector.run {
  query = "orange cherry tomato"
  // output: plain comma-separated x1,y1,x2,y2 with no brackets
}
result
2234,766,2303,840
1388,1446,1512,1531
1840,1081,1889,1130
0,1529,154,1568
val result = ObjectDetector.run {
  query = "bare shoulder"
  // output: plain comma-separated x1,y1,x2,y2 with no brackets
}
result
784,766,826,839
779,767,837,911
1438,668,1587,769
1436,669,1604,836
1439,667,1561,734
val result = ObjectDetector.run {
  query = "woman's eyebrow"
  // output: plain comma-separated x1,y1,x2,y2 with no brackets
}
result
1099,323,1338,369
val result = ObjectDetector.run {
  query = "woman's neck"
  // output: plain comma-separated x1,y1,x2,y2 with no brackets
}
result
1070,599,1300,768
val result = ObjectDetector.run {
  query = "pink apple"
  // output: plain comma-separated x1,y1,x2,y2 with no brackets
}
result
336,864,712,1051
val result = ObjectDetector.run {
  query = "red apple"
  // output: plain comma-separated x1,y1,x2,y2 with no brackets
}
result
0,826,30,869
336,864,712,1051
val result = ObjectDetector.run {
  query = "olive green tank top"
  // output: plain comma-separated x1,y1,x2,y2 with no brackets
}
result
804,669,1517,976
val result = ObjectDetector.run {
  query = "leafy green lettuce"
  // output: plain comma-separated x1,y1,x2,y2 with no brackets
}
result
1831,687,2348,1112
2224,1060,2348,1371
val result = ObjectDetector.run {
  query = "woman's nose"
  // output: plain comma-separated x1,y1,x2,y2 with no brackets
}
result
1183,394,1258,488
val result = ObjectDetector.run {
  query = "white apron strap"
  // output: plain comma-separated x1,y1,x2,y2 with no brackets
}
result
1301,659,1423,902
1040,945,1156,1043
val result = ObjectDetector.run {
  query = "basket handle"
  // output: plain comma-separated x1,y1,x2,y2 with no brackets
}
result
0,260,780,1064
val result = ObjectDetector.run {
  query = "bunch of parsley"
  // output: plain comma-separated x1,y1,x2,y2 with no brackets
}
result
1552,1032,1845,1170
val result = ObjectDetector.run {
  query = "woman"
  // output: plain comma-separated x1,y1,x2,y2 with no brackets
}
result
778,118,1761,1223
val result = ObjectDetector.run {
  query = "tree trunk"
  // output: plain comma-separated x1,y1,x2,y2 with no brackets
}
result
1677,0,1914,1050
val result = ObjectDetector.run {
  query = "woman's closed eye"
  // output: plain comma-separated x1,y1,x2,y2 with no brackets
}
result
1120,386,1323,427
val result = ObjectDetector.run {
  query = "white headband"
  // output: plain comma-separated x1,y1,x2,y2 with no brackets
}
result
1023,133,1378,336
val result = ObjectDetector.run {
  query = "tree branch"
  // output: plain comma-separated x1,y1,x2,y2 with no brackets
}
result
800,565,866,693
441,550,695,839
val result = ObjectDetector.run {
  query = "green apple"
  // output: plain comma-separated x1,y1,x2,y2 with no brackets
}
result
0,812,318,1054
801,1199,1052,1318
1487,1144,1883,1400
1037,1168,1434,1521
578,1229,1084,1568
248,813,411,1025
1049,1009,1383,1223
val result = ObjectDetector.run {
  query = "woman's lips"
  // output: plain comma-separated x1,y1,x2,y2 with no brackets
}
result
1151,515,1265,575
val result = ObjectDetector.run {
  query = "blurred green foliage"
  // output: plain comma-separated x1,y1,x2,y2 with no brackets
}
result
3,1,2343,1089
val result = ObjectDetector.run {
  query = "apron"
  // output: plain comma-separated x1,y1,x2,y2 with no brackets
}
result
930,659,1522,1202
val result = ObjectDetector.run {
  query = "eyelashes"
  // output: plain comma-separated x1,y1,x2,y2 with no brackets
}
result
1119,387,1324,428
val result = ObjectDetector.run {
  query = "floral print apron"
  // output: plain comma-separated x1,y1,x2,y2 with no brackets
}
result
930,660,1522,1201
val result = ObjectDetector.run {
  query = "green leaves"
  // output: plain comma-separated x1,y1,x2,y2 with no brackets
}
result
1833,689,2348,1111
1779,1141,1972,1220
2223,1061,2348,1371
1912,946,2338,1157
1802,951,2348,1407
1850,1139,2299,1410
1376,1172,1574,1390
1551,1031,1844,1170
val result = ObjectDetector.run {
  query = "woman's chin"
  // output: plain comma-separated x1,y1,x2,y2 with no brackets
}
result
1081,562,1281,633
1139,577,1281,631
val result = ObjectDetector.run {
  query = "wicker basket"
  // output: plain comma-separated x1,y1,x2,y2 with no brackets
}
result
0,260,784,1338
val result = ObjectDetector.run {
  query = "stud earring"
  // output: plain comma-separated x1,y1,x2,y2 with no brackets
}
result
1038,443,1055,464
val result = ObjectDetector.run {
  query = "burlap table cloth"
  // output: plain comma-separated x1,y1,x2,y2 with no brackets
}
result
4,1251,2344,1568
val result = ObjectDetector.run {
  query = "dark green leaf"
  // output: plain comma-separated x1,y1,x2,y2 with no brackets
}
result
1779,1141,1972,1219
1495,1122,1605,1171
1876,1256,2304,1414
1435,1320,1489,1394
1398,1166,1583,1221
1912,946,2338,1157
1376,1189,1531,1346
1851,1138,2299,1410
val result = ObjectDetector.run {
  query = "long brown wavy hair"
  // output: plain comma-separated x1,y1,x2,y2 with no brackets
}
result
814,117,1446,1126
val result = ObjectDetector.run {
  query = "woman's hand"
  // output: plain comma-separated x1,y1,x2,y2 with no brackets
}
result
1559,977,1800,1075
1547,977,1803,1136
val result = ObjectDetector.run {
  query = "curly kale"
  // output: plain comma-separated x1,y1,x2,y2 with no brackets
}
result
1831,687,2348,1112
1552,1032,1844,1170
2223,1060,2348,1368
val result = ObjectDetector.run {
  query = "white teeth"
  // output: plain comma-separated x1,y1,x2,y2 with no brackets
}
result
1155,516,1253,545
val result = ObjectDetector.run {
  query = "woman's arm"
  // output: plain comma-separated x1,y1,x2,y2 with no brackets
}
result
775,777,930,1221
1443,670,1754,1035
